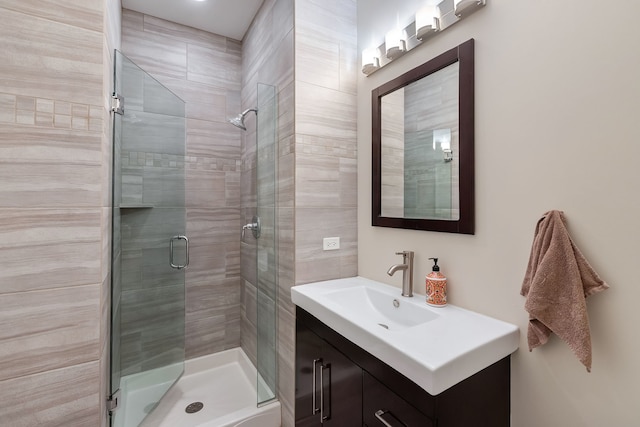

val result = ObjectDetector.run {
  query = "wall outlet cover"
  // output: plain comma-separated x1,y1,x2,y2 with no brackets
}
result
323,237,340,251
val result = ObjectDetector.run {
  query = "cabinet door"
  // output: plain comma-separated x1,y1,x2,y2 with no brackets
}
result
296,322,362,426
363,372,434,427
296,326,324,427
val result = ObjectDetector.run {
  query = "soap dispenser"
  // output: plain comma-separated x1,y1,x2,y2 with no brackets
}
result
426,258,447,307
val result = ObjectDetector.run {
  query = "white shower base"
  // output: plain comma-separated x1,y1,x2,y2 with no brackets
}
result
117,348,281,427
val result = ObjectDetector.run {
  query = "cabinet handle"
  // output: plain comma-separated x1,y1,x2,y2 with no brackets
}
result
375,409,407,427
320,363,331,423
312,358,322,414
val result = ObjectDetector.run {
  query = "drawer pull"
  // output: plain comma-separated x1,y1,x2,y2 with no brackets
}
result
375,409,407,427
312,358,322,414
320,363,331,423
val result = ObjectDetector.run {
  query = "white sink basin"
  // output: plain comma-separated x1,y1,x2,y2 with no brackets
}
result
323,285,438,329
291,276,519,395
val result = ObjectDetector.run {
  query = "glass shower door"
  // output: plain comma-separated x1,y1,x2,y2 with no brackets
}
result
256,83,278,405
110,50,187,427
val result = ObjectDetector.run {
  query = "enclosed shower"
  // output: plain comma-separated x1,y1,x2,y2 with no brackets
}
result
109,51,280,427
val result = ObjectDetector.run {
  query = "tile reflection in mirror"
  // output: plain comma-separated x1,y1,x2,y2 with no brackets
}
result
380,62,459,221
372,39,474,234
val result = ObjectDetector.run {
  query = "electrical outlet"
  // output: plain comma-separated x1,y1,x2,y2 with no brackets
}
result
323,237,340,251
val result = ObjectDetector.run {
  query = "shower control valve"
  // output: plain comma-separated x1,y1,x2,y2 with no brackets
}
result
241,216,261,239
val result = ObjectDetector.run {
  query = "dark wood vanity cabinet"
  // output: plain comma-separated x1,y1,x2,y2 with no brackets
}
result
295,318,362,426
295,307,511,427
363,372,434,427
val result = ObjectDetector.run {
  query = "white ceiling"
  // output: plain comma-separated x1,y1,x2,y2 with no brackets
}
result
122,0,265,41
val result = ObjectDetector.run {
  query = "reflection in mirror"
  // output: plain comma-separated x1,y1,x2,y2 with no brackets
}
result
380,62,459,220
372,39,474,234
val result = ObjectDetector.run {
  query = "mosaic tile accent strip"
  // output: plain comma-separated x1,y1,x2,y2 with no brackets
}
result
0,92,102,132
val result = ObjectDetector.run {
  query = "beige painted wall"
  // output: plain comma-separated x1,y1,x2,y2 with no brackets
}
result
357,1,640,426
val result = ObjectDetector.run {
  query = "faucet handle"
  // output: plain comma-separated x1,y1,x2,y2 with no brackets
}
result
395,250,414,257
396,251,413,262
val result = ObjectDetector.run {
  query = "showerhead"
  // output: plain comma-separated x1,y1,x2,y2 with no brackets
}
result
228,115,247,130
228,108,258,130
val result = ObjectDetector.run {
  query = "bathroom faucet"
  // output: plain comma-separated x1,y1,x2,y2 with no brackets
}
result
387,251,414,297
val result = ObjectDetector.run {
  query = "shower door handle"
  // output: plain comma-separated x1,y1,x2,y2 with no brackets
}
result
169,235,189,269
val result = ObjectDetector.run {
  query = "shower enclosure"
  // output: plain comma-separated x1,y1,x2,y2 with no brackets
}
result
109,51,278,426
254,83,278,405
110,50,187,427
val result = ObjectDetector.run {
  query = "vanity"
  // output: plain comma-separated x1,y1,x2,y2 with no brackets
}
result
292,277,519,426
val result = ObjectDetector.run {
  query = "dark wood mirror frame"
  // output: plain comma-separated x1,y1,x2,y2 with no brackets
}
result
372,38,474,234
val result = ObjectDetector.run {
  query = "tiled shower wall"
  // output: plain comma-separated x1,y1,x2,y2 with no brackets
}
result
380,90,405,217
240,1,356,426
239,0,295,423
246,0,359,425
0,0,119,426
0,2,356,426
403,64,460,219
121,9,243,359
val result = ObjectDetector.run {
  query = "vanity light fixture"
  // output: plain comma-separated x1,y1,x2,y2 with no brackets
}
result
443,148,453,162
385,29,406,60
361,1,486,75
416,6,440,40
433,129,453,162
362,47,381,75
454,0,486,17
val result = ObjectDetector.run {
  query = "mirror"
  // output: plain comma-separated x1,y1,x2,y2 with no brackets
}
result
372,39,474,234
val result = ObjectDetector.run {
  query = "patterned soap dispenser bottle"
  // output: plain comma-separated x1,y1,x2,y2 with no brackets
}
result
426,258,447,307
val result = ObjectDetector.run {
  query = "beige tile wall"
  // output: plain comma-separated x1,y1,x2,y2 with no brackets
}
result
294,0,358,286
0,0,115,425
240,0,295,424
283,1,358,424
0,1,356,425
240,1,357,425
121,9,243,360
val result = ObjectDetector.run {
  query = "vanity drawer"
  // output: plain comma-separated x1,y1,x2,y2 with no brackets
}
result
363,371,434,427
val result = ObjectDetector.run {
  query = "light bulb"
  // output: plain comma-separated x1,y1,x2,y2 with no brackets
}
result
385,29,406,60
362,47,380,75
416,6,439,40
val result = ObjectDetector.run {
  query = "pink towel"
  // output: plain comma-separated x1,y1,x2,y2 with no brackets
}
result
521,210,609,372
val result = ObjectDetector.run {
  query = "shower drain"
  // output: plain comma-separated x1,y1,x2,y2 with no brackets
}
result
185,402,204,414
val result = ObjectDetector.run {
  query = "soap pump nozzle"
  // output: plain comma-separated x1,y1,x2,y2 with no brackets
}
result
429,257,440,272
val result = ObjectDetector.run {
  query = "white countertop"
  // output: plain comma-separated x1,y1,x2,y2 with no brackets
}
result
291,276,520,395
